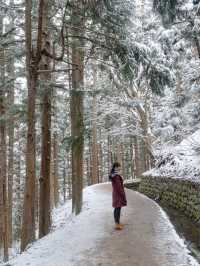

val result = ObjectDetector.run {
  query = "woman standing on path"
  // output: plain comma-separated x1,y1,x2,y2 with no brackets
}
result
109,162,127,230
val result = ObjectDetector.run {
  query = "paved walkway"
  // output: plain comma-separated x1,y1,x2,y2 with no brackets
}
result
76,184,198,266
7,184,199,266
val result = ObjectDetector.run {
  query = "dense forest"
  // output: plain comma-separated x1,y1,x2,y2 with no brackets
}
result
0,0,200,263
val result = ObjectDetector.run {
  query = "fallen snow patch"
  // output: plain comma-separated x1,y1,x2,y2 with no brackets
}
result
2,184,111,266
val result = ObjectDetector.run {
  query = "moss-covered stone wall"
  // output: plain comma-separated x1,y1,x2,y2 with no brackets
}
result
139,176,200,223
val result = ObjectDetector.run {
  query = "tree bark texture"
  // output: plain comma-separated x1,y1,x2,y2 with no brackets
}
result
91,93,98,184
21,0,46,251
53,132,59,207
39,0,52,238
7,0,15,246
0,20,9,261
70,2,85,215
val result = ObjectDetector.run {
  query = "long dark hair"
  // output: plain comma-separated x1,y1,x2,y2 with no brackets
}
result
109,162,121,180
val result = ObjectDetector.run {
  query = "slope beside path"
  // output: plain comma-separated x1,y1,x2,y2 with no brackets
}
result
4,183,199,266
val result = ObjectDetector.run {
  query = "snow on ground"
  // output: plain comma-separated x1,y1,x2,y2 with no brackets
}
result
2,183,199,266
145,129,200,182
2,184,110,266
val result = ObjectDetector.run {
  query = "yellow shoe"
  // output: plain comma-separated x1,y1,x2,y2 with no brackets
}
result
115,223,123,230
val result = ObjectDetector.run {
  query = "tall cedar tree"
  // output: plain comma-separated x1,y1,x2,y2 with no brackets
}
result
21,0,47,251
39,0,52,239
0,11,9,261
70,1,85,215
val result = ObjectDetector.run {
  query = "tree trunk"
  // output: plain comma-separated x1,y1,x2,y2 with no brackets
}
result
50,156,54,210
21,73,37,251
39,0,52,238
98,142,103,183
66,153,72,200
39,82,52,237
0,74,9,262
130,140,135,179
107,135,111,172
7,68,14,249
88,137,93,185
21,0,36,250
52,132,59,207
86,157,90,185
194,36,200,59
91,93,98,184
0,12,9,261
134,136,141,178
21,0,45,251
14,138,22,241
139,103,154,172
7,0,15,247
140,137,147,173
62,162,66,202
35,175,39,229
70,2,85,215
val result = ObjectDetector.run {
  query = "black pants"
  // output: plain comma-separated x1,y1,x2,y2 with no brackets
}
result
114,207,121,224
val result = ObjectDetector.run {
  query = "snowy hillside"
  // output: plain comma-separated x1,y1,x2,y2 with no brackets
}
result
145,129,200,182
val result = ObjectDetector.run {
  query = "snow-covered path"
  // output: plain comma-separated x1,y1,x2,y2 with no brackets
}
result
4,184,199,266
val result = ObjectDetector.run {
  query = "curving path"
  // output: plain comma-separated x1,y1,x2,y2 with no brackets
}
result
6,184,199,266
74,184,198,266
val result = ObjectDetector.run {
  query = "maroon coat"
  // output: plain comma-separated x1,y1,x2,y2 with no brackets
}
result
111,174,127,208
